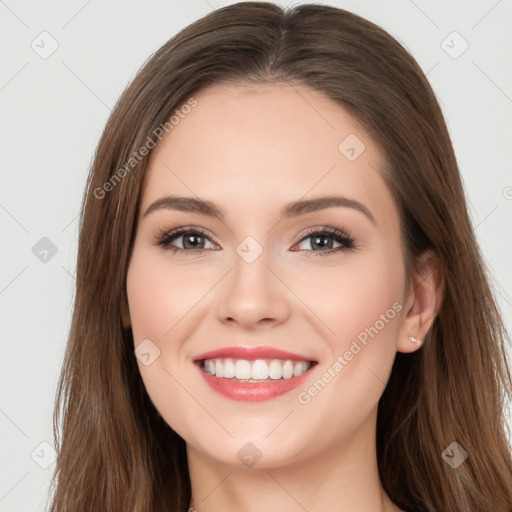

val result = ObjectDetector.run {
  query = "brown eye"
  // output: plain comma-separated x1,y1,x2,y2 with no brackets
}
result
154,228,217,254
181,232,207,249
293,227,356,257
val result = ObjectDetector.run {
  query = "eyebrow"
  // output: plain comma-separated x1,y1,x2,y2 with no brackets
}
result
143,195,376,225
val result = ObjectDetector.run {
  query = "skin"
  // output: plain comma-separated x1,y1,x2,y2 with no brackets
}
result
124,83,443,512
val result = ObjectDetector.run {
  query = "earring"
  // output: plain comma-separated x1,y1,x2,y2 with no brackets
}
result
409,336,422,344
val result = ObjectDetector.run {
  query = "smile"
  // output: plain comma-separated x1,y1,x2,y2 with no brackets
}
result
193,346,317,401
201,358,312,381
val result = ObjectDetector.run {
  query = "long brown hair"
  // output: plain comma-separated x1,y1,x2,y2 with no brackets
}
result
48,3,512,511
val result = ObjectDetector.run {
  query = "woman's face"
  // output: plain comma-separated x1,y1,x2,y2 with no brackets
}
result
125,83,413,468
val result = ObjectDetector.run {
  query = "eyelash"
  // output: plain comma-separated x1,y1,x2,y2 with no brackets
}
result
153,225,357,258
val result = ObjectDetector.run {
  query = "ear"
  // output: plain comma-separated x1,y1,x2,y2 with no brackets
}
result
397,249,444,353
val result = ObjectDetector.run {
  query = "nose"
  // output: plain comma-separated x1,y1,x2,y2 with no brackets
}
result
216,248,292,330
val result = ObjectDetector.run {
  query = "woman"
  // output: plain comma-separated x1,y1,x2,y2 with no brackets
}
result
48,2,512,511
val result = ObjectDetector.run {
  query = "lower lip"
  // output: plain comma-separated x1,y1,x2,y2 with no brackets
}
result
195,362,315,402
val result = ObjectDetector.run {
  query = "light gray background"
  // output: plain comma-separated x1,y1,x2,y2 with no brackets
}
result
1,1,511,510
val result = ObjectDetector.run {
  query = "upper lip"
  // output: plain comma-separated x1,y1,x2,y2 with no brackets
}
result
193,346,317,362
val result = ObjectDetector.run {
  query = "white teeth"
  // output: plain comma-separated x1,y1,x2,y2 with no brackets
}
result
201,358,312,381
223,358,235,378
235,359,252,379
293,362,308,377
251,359,269,380
215,359,224,377
268,360,282,379
283,360,294,379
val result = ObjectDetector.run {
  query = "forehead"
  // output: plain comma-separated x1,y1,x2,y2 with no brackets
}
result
140,83,396,228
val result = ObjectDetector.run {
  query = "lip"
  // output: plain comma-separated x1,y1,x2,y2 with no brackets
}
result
193,345,317,402
196,365,315,401
193,345,316,362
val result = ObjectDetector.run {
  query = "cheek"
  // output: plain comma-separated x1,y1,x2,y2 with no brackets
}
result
126,273,166,346
126,251,207,441
296,251,406,353
291,257,405,445
126,250,208,342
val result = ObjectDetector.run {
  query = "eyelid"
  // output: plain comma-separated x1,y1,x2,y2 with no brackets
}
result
154,225,221,248
293,225,347,243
